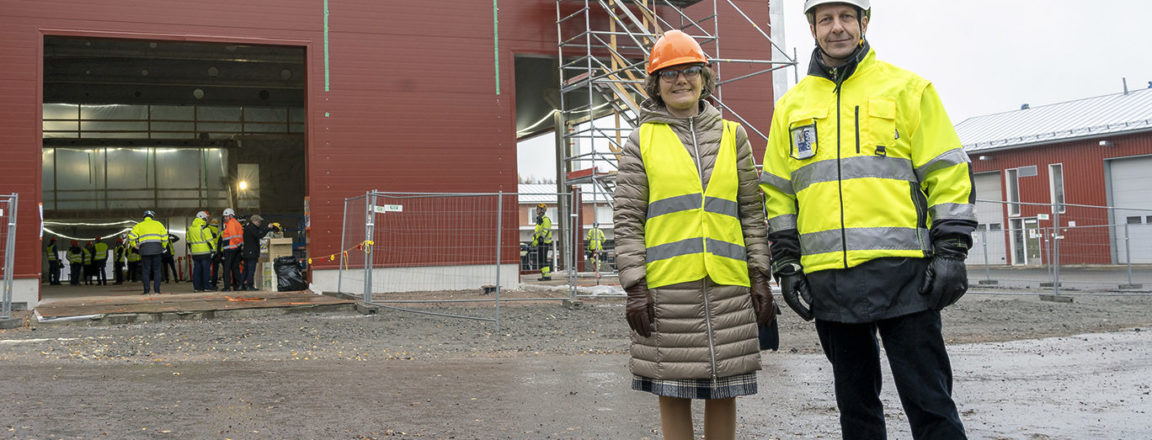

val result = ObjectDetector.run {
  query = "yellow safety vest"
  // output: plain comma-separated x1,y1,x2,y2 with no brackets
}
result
93,242,108,261
639,120,749,289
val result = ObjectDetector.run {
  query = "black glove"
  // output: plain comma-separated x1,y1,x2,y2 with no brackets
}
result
624,278,655,337
535,216,543,225
919,238,970,310
749,269,776,327
773,258,813,321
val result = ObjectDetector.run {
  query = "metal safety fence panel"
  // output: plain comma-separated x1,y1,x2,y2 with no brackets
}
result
1,193,18,319
969,199,1152,294
338,191,585,330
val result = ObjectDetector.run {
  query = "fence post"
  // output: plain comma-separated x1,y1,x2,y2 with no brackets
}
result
1053,207,1061,296
495,191,502,332
1120,222,1142,289
363,190,375,304
981,227,991,283
1,193,17,320
338,196,348,295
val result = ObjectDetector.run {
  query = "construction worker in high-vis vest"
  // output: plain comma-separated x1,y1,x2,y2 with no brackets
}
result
187,210,218,292
92,236,108,286
584,222,606,273
113,237,126,285
45,238,61,285
530,203,553,281
67,240,83,286
128,209,169,294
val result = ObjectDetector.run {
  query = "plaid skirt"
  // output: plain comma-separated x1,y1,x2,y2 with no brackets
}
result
632,372,757,399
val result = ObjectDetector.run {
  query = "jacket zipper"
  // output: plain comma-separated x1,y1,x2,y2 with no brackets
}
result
688,117,719,378
834,71,849,268
854,106,861,154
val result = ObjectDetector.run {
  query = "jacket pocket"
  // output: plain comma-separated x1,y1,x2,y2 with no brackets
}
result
787,107,828,161
865,97,898,158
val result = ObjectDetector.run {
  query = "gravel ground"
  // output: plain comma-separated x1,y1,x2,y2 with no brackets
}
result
1,291,1150,439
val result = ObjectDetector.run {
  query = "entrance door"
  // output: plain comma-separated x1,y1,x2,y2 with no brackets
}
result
1010,217,1042,265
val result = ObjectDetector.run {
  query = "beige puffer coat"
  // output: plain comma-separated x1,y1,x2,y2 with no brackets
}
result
613,99,770,380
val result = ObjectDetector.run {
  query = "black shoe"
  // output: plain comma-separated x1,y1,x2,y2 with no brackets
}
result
221,288,231,292
537,276,551,281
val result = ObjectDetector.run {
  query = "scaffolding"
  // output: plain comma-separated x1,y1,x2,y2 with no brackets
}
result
552,0,795,271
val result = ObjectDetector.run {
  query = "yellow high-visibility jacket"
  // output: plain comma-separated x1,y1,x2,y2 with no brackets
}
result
760,47,975,274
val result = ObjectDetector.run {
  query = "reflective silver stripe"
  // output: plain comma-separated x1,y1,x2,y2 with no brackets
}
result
930,203,976,222
647,238,703,262
137,233,165,239
759,172,794,196
647,193,702,219
792,156,916,193
800,226,928,255
703,197,739,218
768,214,797,232
915,148,969,181
705,238,746,261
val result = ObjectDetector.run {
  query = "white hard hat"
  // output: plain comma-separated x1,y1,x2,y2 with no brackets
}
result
804,0,870,20
196,211,209,220
223,208,235,217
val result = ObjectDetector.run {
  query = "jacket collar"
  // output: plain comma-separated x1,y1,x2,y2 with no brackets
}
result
806,40,873,86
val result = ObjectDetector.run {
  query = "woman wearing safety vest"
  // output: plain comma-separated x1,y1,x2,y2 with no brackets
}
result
612,30,776,440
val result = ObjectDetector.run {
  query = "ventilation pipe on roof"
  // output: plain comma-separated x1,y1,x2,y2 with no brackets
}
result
1123,77,1128,95
1020,103,1029,110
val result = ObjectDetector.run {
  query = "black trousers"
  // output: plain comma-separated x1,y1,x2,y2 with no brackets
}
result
48,260,60,284
140,254,162,293
113,262,124,284
222,249,242,290
815,310,966,440
93,259,107,285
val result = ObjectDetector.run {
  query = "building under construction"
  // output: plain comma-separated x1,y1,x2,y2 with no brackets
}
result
0,0,789,307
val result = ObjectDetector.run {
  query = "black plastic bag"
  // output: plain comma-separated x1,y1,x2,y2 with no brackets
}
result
273,256,308,291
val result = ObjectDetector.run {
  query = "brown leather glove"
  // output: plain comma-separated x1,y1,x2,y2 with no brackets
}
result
749,269,776,326
624,278,654,337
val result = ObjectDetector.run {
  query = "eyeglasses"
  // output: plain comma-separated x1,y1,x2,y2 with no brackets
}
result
657,65,703,81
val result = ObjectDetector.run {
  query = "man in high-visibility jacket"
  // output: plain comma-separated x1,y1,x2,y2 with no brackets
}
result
45,238,61,285
187,210,218,292
113,237,126,285
220,208,244,291
128,210,169,294
92,236,108,286
67,240,83,286
584,222,605,272
759,1,975,438
530,203,553,281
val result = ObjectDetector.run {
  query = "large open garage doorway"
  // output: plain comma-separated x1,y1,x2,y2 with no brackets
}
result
41,35,306,296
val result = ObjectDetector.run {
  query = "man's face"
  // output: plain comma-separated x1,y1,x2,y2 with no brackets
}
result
809,4,868,62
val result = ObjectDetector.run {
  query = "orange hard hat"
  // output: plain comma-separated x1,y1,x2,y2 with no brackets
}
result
647,30,707,74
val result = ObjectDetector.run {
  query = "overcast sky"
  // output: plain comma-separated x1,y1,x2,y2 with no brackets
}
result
518,0,1152,180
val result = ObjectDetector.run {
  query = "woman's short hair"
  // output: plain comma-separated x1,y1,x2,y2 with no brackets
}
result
644,64,717,108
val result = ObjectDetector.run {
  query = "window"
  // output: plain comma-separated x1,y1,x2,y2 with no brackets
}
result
990,223,1002,231
1147,216,1152,224
1006,169,1021,216
1049,164,1065,213
1127,216,1142,224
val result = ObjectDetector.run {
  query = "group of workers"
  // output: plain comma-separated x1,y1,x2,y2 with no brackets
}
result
45,208,281,295
527,204,608,281
615,1,975,439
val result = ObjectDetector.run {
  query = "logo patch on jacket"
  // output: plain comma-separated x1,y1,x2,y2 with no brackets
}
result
790,123,818,160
